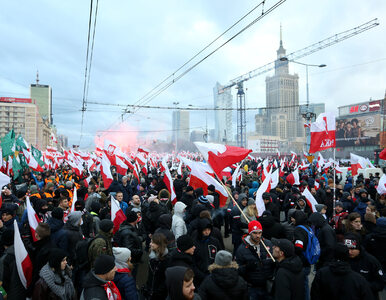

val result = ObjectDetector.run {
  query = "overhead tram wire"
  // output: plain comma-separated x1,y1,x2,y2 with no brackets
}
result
121,0,286,119
80,0,97,144
129,0,268,109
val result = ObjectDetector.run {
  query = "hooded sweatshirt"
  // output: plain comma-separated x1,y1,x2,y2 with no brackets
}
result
172,202,187,239
165,266,201,300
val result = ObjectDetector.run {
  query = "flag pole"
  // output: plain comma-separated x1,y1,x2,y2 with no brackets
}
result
213,171,275,262
333,148,336,218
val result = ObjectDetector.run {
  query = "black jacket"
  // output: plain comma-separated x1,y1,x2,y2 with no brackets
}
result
364,224,386,270
116,222,143,263
265,201,280,222
63,223,83,266
308,212,336,269
46,217,68,250
272,255,304,300
235,235,275,288
292,210,311,267
348,248,385,298
311,261,375,300
259,213,286,240
198,265,248,300
145,250,171,300
81,271,109,300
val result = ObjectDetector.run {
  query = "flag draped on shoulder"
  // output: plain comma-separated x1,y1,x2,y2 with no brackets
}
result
309,112,336,153
14,220,33,289
194,142,251,178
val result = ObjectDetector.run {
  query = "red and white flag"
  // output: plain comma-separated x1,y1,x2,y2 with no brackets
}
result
182,157,228,207
286,168,300,186
22,149,44,172
161,158,177,205
115,155,128,176
50,132,58,144
232,164,242,188
255,169,272,216
194,142,252,178
111,196,126,234
137,146,150,155
70,187,77,213
376,174,386,195
350,153,367,176
270,168,279,190
309,112,336,153
101,153,114,190
26,197,40,242
13,220,33,289
302,187,318,212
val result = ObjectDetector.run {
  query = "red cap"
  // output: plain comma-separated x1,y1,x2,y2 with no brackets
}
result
248,220,262,234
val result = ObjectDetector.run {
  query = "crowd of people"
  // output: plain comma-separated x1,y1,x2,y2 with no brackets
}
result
0,158,385,300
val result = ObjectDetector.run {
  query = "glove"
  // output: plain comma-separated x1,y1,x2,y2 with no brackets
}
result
246,261,258,271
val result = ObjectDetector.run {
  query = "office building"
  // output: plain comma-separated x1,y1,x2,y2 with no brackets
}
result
213,82,233,143
30,73,53,124
172,110,190,146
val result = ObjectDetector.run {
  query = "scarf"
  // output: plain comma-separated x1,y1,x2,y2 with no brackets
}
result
39,263,75,300
103,281,122,300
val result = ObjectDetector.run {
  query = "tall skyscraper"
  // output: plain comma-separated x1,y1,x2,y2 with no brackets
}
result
263,29,303,139
172,110,190,148
30,72,52,124
213,82,233,143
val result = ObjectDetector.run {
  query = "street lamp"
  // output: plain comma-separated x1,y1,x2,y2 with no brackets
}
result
280,57,326,149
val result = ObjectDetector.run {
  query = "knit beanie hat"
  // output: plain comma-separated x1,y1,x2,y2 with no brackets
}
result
214,250,232,266
315,204,325,213
198,195,208,204
126,210,138,223
247,198,255,206
99,219,114,233
248,220,262,234
94,255,116,275
48,249,67,270
51,207,64,220
343,233,361,250
177,235,195,252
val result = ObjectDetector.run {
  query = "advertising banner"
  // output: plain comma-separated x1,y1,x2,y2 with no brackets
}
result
336,113,380,147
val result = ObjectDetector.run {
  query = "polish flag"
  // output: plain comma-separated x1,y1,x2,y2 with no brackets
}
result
50,132,58,144
317,153,325,172
302,187,318,212
103,140,119,165
270,168,279,190
299,160,310,170
220,167,232,179
101,153,114,189
111,196,126,234
161,158,177,204
115,155,128,176
194,142,252,178
255,169,272,216
22,149,44,172
26,197,40,242
314,180,320,190
309,112,336,153
67,159,83,177
141,159,148,176
177,160,183,176
182,157,228,207
279,159,285,177
286,168,300,186
232,164,242,188
0,171,10,207
277,150,280,158
13,220,33,289
376,174,386,195
135,153,147,166
133,162,140,182
289,152,297,166
137,146,150,155
70,187,77,212
350,153,367,176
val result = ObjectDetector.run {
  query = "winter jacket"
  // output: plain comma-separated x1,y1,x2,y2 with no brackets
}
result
85,192,101,212
143,201,168,234
364,218,386,270
235,235,275,288
265,201,281,222
340,192,355,212
81,271,117,300
0,245,27,299
354,201,368,219
47,217,68,250
88,230,113,267
292,210,311,267
249,181,259,198
145,249,171,300
259,213,286,240
63,219,83,266
172,202,187,239
272,255,304,300
155,214,176,251
308,212,336,269
198,262,248,300
116,222,143,264
311,261,375,300
348,248,385,298
114,269,138,300
231,194,248,243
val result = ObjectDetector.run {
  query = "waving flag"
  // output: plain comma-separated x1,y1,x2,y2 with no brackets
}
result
26,197,40,241
255,169,272,216
194,142,251,178
232,164,242,188
350,153,367,176
101,153,114,189
70,187,77,213
14,220,33,289
302,187,318,212
22,149,44,172
309,112,336,153
161,158,177,205
376,174,386,195
286,168,300,186
111,196,126,234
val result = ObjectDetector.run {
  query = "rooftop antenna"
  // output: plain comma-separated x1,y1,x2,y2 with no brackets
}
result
36,70,40,85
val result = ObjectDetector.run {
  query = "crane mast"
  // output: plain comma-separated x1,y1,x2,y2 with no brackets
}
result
222,18,379,147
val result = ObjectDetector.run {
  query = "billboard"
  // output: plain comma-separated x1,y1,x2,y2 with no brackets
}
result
336,113,380,147
0,97,32,103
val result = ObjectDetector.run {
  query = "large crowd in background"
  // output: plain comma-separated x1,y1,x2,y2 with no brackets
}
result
0,157,385,300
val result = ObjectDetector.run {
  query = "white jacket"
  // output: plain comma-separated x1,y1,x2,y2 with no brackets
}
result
172,201,187,239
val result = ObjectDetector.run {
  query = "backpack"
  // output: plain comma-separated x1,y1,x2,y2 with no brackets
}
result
75,235,108,271
297,225,320,265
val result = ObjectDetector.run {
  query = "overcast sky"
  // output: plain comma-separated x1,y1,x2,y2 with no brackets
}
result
0,0,385,150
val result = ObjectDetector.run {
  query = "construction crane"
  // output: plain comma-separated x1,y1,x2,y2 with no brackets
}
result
219,18,379,148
